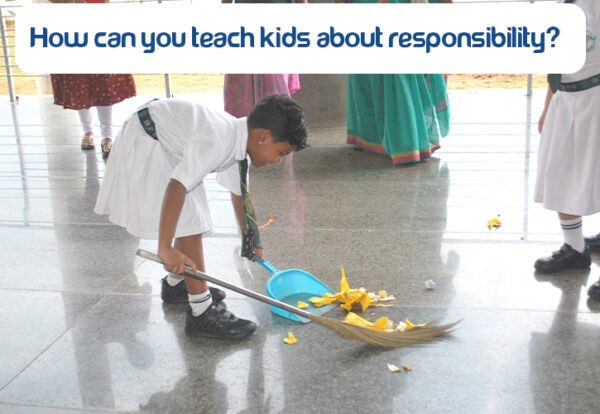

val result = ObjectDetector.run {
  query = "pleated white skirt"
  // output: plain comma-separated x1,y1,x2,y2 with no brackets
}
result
94,115,214,239
534,87,600,216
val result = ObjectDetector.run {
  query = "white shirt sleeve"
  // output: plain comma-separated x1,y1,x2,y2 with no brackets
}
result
170,138,225,192
216,162,243,196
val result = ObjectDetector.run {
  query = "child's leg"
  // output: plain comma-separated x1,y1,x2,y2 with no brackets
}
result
174,235,212,316
174,234,207,294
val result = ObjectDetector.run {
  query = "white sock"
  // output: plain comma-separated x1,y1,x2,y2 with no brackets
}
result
189,291,212,316
561,217,585,253
166,272,184,287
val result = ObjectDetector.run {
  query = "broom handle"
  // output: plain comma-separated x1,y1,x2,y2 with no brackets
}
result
136,249,313,320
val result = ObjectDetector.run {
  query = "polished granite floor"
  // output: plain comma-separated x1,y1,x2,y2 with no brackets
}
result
0,89,599,414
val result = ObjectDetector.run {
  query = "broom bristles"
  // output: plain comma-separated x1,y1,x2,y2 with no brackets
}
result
310,314,459,348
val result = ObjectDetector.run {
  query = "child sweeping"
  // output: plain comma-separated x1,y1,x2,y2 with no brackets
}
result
95,95,308,339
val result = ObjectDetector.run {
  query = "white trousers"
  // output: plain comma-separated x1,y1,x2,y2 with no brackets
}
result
78,106,113,138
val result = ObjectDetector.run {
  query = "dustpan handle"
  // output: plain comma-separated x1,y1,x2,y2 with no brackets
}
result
136,249,312,320
253,255,280,275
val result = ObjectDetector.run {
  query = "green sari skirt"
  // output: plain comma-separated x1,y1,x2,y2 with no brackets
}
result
346,74,450,165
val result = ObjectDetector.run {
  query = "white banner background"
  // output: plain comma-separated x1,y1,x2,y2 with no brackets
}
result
15,3,586,74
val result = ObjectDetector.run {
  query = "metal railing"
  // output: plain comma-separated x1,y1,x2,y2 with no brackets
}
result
0,0,174,102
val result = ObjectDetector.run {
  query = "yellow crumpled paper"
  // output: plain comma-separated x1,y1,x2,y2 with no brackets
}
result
309,265,395,312
343,312,397,332
297,301,309,309
283,332,298,344
343,312,427,333
487,217,502,228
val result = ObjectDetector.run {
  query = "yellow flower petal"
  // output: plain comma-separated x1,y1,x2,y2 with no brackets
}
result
283,332,298,344
387,363,401,373
405,318,428,330
343,312,374,328
297,301,309,309
340,265,350,293
341,302,353,311
359,293,372,312
308,296,338,307
374,317,394,330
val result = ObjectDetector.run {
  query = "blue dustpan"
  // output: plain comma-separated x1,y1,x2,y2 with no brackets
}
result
255,257,336,323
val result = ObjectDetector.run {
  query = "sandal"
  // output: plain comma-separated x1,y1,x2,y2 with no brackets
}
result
81,133,95,150
101,138,113,159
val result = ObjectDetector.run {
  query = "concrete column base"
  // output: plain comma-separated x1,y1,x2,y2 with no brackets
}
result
292,74,347,129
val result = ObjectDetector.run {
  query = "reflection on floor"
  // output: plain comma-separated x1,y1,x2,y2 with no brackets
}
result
0,90,599,414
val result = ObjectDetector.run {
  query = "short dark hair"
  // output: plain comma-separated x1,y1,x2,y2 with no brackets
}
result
247,95,308,151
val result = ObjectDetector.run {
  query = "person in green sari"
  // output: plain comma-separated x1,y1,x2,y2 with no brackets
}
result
339,0,451,165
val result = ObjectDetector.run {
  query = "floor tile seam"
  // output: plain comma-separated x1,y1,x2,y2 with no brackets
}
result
297,178,537,184
444,122,537,125
287,303,599,316
0,221,107,227
437,150,538,154
0,324,85,396
0,123,88,128
439,133,535,137
0,287,121,298
0,220,240,236
0,401,131,414
265,227,561,238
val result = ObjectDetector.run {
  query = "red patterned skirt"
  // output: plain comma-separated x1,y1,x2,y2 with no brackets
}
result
51,74,137,110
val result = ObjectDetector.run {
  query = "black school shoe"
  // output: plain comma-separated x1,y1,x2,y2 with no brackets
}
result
534,244,591,274
584,233,600,251
184,305,257,340
588,280,600,301
160,276,226,306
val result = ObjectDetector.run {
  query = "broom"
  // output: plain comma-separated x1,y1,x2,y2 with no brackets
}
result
137,249,458,348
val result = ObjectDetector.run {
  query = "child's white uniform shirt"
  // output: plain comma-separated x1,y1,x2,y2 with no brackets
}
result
562,0,600,83
148,99,246,195
95,99,247,239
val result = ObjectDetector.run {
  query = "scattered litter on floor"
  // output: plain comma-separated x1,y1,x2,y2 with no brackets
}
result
387,363,401,373
297,301,309,309
303,265,449,340
425,279,436,289
258,212,275,229
283,332,298,344
487,216,502,229
403,365,412,372
308,265,395,312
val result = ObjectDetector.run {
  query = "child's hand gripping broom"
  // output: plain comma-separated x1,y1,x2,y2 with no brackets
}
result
137,249,458,347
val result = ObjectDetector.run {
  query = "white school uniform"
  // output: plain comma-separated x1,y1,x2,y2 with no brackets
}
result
534,0,600,216
94,99,246,239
